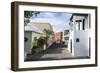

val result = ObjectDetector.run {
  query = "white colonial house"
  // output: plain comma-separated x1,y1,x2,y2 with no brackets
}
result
68,13,91,57
24,24,44,59
24,22,54,59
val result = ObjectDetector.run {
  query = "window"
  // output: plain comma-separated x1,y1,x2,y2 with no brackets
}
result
64,37,69,40
76,38,80,42
64,30,69,35
24,37,28,42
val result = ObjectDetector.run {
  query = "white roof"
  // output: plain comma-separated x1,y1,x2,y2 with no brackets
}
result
29,22,52,31
25,25,43,34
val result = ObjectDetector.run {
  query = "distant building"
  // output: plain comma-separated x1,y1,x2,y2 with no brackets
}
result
68,13,91,57
55,32,62,43
62,30,69,45
54,30,69,44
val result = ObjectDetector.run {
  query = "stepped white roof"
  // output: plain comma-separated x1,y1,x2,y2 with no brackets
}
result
25,24,43,34
29,22,52,31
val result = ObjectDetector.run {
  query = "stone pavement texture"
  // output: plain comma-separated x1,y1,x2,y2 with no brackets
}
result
25,42,73,61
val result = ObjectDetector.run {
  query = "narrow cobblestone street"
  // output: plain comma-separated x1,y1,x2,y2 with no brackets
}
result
25,42,73,61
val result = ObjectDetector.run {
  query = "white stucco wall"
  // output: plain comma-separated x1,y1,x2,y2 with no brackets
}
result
24,31,32,54
68,14,90,57
68,31,74,53
73,30,90,57
84,16,90,30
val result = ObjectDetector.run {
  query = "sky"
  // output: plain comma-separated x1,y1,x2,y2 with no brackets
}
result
29,12,72,32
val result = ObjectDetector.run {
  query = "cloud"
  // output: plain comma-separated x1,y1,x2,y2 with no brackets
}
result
30,12,72,32
42,13,55,17
61,13,72,18
33,12,55,18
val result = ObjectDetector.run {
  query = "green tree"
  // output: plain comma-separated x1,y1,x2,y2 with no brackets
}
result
24,11,40,18
43,29,54,35
24,11,40,26
43,29,54,46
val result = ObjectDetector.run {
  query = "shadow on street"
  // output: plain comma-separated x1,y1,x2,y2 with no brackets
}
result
25,42,72,61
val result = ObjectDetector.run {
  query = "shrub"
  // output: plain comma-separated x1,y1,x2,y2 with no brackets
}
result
37,37,45,48
31,37,47,54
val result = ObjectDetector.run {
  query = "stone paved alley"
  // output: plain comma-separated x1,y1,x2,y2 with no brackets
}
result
25,42,73,61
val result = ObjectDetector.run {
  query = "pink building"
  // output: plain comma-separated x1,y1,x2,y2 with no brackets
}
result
54,32,62,43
